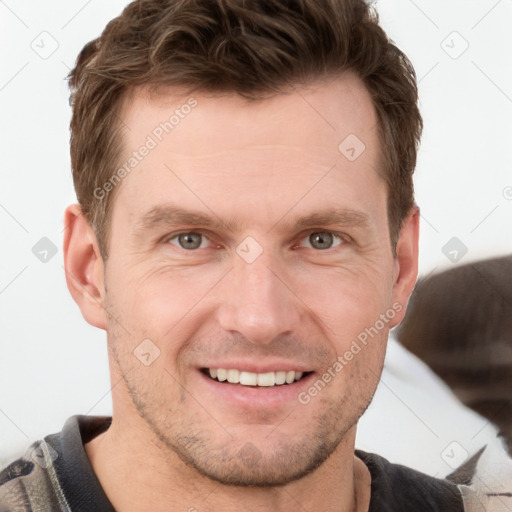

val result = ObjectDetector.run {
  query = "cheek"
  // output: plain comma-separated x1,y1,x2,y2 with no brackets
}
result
105,262,228,359
292,261,394,336
108,258,209,312
139,265,228,322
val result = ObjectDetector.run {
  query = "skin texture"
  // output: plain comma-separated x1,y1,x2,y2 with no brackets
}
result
64,73,419,511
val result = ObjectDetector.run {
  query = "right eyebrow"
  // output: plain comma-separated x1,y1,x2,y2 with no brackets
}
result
133,203,238,236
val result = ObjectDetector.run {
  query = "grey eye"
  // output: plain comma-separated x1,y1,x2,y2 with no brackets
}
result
169,232,207,250
309,232,334,250
300,232,343,250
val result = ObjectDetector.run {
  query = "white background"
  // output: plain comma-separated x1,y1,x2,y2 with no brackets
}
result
1,0,511,466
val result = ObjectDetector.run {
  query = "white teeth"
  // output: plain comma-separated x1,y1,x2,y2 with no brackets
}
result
275,371,286,385
227,369,240,384
239,371,257,386
257,372,275,387
207,368,306,387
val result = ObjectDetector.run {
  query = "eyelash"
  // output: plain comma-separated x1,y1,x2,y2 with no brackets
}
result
164,230,349,252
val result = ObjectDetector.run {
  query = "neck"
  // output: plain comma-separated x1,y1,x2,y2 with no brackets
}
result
85,411,371,512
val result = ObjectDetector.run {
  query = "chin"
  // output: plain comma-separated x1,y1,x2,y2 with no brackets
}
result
171,436,336,488
158,410,356,488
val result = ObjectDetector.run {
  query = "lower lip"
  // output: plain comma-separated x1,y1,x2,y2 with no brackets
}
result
197,370,315,409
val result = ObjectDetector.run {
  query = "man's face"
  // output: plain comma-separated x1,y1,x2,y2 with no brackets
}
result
101,74,404,486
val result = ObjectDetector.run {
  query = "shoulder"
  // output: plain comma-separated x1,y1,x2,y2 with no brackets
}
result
0,440,67,511
0,415,113,512
356,449,464,512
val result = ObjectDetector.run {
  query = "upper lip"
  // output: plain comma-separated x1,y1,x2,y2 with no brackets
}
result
199,361,312,373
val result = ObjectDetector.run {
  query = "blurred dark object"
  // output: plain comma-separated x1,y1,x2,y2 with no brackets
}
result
397,255,512,452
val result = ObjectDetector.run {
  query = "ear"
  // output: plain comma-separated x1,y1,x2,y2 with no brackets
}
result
388,206,420,328
63,204,108,330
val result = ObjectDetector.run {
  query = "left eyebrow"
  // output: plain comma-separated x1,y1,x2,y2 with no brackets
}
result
275,208,371,233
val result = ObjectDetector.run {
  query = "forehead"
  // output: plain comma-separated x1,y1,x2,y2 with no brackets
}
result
112,74,384,230
121,74,378,155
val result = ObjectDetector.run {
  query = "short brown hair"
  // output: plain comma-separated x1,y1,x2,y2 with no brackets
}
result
67,0,422,259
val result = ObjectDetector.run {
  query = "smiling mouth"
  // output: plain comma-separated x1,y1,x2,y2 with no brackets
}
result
202,368,311,387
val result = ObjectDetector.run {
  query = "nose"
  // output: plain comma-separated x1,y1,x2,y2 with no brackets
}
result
217,249,301,345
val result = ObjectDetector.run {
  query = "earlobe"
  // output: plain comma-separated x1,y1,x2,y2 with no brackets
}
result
389,206,420,328
63,204,108,330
